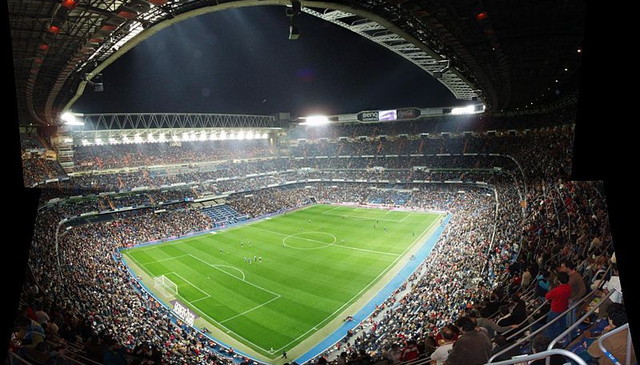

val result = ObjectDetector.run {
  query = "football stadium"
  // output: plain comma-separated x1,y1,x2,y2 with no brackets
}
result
5,1,636,365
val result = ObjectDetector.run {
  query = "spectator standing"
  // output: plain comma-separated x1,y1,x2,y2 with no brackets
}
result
596,264,623,319
444,316,492,365
559,260,587,334
521,266,532,289
544,271,571,341
535,270,551,302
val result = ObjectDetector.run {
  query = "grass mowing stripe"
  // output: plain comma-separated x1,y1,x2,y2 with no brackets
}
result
249,226,399,257
271,213,440,353
123,204,440,359
219,295,281,324
187,254,281,297
167,272,210,300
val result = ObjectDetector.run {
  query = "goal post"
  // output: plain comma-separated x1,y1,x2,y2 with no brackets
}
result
154,275,178,296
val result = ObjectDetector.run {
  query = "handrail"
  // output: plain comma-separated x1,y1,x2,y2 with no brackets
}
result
489,290,599,362
547,290,615,350
505,300,549,342
596,323,633,365
56,353,97,365
485,348,587,365
60,351,104,365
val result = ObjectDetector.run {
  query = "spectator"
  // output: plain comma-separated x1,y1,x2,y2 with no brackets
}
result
528,334,566,365
468,309,517,339
544,271,571,341
559,259,587,331
490,334,520,362
587,303,637,365
497,293,527,327
521,266,532,289
430,327,455,365
535,269,551,302
444,316,492,365
595,264,622,319
400,339,420,362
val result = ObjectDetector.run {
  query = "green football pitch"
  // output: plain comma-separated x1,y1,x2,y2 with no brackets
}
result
122,204,442,361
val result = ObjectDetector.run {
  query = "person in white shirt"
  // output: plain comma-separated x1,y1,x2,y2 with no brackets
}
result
430,327,455,365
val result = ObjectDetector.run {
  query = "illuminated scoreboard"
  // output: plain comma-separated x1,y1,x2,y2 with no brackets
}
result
357,108,421,122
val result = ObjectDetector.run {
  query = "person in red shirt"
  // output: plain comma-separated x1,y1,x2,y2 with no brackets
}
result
545,271,572,341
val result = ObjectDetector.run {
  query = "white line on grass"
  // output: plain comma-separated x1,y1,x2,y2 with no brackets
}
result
321,207,408,223
219,296,281,324
330,244,399,257
213,265,246,281
271,215,441,353
126,251,278,355
169,272,211,301
319,205,342,215
181,300,277,355
147,254,191,264
252,226,399,257
187,254,281,297
399,211,413,222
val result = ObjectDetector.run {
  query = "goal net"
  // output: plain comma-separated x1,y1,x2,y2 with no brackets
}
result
154,275,178,297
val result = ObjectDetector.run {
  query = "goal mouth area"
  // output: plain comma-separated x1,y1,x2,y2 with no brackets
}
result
154,274,178,299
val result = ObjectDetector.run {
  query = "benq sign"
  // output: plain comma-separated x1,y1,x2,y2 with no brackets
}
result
358,111,379,121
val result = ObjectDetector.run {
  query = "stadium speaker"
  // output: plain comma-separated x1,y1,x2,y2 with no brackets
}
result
433,71,442,79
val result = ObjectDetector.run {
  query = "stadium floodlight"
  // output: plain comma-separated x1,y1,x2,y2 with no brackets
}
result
95,138,103,145
237,130,246,140
262,132,269,139
60,111,84,125
220,131,227,140
109,137,119,144
451,105,476,115
302,115,330,126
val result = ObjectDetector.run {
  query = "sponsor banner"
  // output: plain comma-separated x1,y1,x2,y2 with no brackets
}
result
357,111,379,122
171,301,196,327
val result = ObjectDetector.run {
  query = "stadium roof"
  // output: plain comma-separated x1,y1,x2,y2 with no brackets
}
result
7,0,585,126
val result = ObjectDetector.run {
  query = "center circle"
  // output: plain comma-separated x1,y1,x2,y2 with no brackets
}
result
282,232,337,250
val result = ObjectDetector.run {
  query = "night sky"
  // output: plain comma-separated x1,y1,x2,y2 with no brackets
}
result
72,5,464,118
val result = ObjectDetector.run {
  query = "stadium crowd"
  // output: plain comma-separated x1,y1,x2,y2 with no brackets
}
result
9,112,630,365
73,140,274,171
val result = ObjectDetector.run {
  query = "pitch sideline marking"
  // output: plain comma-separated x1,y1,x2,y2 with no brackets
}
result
125,251,279,355
321,207,409,223
127,207,442,357
271,215,441,353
